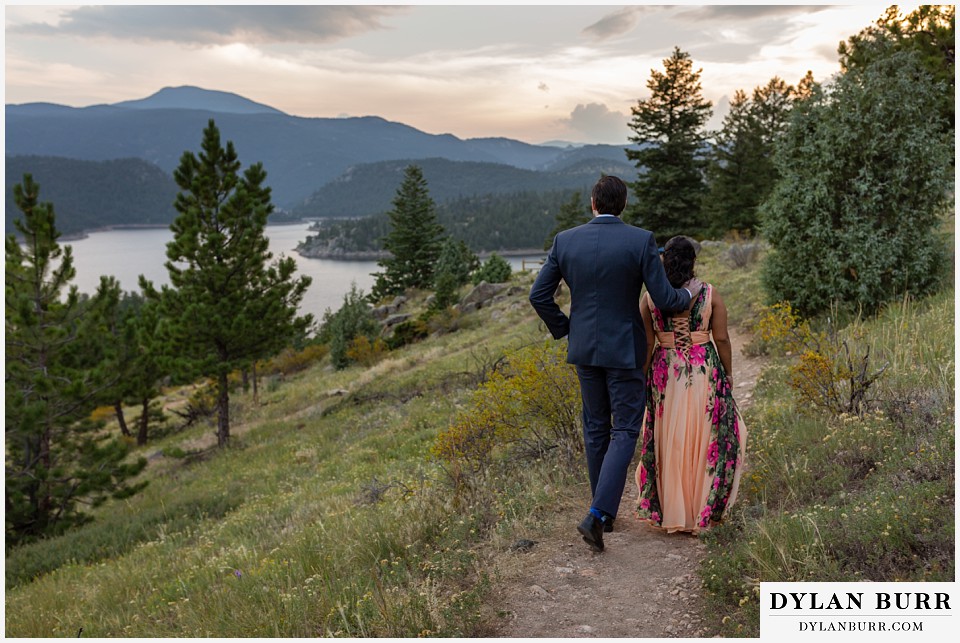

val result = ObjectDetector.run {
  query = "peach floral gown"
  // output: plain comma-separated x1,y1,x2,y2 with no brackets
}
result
635,284,746,533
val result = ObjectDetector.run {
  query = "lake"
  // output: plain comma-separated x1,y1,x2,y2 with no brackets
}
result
64,223,545,322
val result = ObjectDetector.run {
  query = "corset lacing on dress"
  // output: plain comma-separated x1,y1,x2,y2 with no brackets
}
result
655,315,710,359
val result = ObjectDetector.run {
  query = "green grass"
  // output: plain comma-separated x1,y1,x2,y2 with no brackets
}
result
9,238,951,638
701,286,955,638
4,271,565,637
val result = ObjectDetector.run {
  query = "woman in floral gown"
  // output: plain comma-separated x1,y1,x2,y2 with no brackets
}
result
635,236,746,533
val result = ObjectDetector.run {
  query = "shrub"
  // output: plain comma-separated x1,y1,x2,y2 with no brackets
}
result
171,380,218,429
261,343,330,376
432,238,478,311
760,50,952,317
319,283,380,369
431,342,581,492
422,306,463,336
723,231,763,269
471,253,512,285
757,301,888,417
385,319,429,350
345,335,388,367
89,405,117,424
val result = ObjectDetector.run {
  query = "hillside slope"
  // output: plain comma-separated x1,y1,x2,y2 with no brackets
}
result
292,156,635,219
5,155,178,236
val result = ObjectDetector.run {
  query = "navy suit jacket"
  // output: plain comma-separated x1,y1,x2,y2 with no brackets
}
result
529,216,691,370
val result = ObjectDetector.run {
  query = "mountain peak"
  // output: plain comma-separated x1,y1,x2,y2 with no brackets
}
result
112,86,285,115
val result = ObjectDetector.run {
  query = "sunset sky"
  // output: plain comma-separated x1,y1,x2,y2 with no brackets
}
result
4,3,914,145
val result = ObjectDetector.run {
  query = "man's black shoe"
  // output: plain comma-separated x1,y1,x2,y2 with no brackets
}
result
577,513,605,552
604,518,614,533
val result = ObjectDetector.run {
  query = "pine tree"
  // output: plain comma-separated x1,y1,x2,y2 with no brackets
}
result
472,253,512,285
371,165,444,300
5,174,147,543
318,283,380,369
624,47,712,241
751,77,795,146
703,77,795,236
543,191,590,249
795,71,818,101
141,120,312,447
127,299,168,446
98,287,168,446
702,91,760,236
431,237,479,311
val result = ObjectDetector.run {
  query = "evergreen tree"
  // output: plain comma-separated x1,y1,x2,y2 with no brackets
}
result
543,191,590,249
98,287,168,446
93,280,138,439
624,47,712,240
141,120,312,447
761,51,952,316
431,237,479,311
751,77,795,145
126,299,168,446
702,91,762,236
703,77,795,236
795,71,818,101
472,253,512,285
838,5,954,134
318,283,380,369
5,174,147,544
370,165,444,300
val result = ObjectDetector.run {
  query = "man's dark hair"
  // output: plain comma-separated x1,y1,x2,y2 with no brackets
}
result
591,175,628,216
663,235,697,288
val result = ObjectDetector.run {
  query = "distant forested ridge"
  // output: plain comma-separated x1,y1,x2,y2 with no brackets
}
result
5,155,178,237
292,156,635,219
297,189,580,257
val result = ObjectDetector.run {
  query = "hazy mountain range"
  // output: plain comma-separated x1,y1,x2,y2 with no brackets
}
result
6,86,638,234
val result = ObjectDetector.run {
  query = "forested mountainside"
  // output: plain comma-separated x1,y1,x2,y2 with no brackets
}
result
291,156,634,219
298,189,582,258
5,155,178,236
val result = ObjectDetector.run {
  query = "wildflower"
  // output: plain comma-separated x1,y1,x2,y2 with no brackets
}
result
234,570,242,579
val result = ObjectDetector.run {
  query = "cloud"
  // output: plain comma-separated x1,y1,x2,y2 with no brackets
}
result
706,94,731,132
582,6,649,41
563,103,630,143
5,55,110,95
676,5,830,22
12,5,408,45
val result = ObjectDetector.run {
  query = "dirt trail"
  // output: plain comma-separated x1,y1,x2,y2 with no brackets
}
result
490,328,766,638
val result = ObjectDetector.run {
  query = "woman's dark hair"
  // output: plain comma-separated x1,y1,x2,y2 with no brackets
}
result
663,236,697,288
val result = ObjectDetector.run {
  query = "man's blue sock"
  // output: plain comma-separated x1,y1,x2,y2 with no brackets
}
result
589,507,608,523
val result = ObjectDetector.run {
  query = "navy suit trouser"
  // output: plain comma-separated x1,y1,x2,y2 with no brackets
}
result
575,364,646,519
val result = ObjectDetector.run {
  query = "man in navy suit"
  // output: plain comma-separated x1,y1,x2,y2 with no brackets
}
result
529,175,699,552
